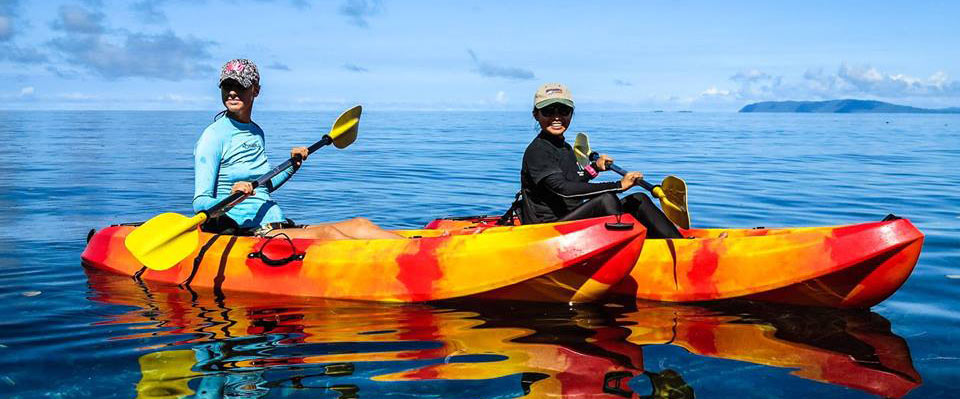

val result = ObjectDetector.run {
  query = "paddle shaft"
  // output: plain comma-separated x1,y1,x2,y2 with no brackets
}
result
207,135,334,218
589,152,657,191
605,162,658,192
589,152,682,212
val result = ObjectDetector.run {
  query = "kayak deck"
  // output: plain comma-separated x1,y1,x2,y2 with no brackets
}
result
82,215,646,303
425,215,924,308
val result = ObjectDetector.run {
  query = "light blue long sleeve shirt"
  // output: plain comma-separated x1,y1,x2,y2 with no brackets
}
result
193,116,295,228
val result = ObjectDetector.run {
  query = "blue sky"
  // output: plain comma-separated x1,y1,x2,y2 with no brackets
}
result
1,0,958,111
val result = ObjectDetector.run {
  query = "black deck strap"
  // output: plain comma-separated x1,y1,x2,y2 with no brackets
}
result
213,236,238,299
132,266,147,281
496,191,524,226
883,214,902,221
666,239,679,290
181,234,222,288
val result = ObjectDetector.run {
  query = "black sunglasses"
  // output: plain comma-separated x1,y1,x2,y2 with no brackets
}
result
539,105,573,118
220,79,248,92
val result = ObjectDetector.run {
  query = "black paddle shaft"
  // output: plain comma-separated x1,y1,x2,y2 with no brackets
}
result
205,135,334,218
589,152,657,192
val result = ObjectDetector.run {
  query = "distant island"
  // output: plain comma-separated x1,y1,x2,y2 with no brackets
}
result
739,99,960,114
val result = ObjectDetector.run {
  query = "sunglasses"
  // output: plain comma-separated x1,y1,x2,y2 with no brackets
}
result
539,105,573,118
220,80,248,92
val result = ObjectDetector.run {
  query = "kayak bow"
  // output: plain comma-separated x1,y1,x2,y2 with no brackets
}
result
424,215,923,308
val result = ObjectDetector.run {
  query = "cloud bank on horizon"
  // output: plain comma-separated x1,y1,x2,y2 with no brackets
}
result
703,65,960,106
1,0,958,111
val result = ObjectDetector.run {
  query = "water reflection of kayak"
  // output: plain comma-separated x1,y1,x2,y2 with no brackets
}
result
86,271,921,398
87,270,637,399
619,302,923,398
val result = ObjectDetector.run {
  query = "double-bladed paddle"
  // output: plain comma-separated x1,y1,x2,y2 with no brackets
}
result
124,105,362,271
573,132,691,229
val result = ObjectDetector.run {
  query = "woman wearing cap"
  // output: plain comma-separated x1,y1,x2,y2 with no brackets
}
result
520,83,681,238
194,58,402,239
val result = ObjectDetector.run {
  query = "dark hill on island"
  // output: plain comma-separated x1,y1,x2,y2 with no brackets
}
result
740,99,960,113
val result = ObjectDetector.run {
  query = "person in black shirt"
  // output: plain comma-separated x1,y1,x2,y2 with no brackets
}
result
519,83,682,239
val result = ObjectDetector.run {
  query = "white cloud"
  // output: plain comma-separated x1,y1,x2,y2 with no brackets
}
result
495,90,507,104
47,5,215,81
832,64,960,97
730,69,772,83
19,86,34,96
157,93,214,103
51,5,105,34
58,92,96,100
700,86,730,97
339,0,382,28
708,64,960,105
467,49,535,80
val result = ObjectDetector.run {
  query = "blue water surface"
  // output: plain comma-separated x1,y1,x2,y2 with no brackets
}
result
0,110,957,398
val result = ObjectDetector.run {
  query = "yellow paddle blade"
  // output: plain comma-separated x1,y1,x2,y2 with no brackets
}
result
573,132,591,168
329,105,362,149
660,175,691,229
124,212,206,271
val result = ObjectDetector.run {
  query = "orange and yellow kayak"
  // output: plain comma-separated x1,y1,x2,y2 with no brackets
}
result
81,215,645,303
425,215,923,308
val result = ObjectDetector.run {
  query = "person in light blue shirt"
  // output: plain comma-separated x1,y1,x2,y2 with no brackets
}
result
193,113,294,229
194,59,402,239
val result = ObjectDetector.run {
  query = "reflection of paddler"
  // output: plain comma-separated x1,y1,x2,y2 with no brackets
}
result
434,301,649,398
135,343,546,399
635,370,695,399
135,342,269,399
102,274,578,398
98,272,654,398
135,350,199,399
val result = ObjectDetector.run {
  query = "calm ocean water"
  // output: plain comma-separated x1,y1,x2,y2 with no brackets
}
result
0,110,957,398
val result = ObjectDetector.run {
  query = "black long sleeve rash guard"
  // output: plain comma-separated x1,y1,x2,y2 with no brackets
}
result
520,131,622,223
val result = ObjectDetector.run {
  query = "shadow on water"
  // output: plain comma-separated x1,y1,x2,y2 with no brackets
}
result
84,269,921,398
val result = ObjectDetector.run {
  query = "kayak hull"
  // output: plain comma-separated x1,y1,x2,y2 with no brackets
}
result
81,215,645,303
425,216,923,308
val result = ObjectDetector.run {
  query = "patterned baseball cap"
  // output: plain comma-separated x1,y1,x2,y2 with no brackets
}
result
534,83,574,109
219,59,260,88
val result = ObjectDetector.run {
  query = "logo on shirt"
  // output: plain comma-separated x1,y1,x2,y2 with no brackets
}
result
239,141,261,151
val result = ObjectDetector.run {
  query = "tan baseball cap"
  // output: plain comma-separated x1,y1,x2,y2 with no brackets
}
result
534,83,574,109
